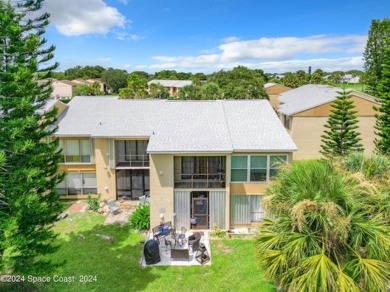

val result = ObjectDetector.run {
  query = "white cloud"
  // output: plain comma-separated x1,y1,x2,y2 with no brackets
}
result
222,36,240,43
44,0,126,36
217,35,367,62
141,34,366,72
114,32,142,41
96,57,112,63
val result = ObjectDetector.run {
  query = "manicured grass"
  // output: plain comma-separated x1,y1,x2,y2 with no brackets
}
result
334,83,367,93
1,212,274,292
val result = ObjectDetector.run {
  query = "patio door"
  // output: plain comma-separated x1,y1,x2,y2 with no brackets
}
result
192,196,209,229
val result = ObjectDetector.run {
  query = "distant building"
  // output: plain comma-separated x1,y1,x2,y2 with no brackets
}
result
51,80,77,99
264,83,291,110
147,79,193,97
278,84,378,160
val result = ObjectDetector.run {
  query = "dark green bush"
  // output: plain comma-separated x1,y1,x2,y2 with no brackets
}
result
129,204,150,230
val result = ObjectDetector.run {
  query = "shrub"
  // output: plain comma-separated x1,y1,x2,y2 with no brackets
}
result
129,204,150,230
87,194,101,212
343,152,390,179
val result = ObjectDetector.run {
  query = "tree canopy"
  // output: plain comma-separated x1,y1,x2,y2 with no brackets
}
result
256,157,390,291
363,18,390,95
208,66,267,99
0,0,63,273
321,89,364,157
101,68,128,93
374,40,390,155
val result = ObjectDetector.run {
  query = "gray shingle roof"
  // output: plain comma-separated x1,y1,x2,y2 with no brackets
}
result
279,85,340,115
147,79,192,88
55,96,296,153
278,84,377,116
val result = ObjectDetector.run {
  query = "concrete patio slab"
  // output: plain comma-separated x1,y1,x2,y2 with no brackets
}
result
104,210,133,225
140,232,212,267
66,202,90,213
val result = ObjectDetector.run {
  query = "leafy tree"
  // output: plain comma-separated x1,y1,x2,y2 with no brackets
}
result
363,18,390,95
310,69,325,84
0,0,64,273
130,71,150,81
295,70,308,85
192,72,207,81
119,73,148,99
199,82,222,99
153,70,193,80
101,68,128,93
148,83,169,99
374,41,390,155
321,89,364,157
256,159,390,292
208,66,267,99
281,72,300,88
63,65,105,79
73,82,104,96
178,84,199,100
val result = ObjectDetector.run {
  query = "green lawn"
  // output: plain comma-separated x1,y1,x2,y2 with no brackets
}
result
334,83,367,93
1,212,274,292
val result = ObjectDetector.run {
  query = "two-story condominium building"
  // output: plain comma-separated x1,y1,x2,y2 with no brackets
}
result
278,84,378,160
54,96,296,230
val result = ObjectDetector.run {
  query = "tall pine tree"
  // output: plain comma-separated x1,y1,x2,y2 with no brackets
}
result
321,89,364,157
374,39,390,155
0,1,63,273
363,18,390,95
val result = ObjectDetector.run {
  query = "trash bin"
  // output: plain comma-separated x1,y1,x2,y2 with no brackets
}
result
144,239,160,265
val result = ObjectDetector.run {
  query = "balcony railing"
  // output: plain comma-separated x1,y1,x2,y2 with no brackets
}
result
174,173,226,188
116,154,150,168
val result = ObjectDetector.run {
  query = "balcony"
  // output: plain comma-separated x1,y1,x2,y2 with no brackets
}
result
174,173,226,188
116,154,149,168
115,140,149,169
174,156,226,189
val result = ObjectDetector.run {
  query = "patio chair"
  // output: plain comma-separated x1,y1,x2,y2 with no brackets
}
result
107,199,121,216
178,227,187,245
163,236,173,254
188,232,201,252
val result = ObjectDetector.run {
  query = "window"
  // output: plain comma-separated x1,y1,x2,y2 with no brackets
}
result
124,140,148,161
231,155,288,182
250,156,267,182
56,173,97,195
116,169,150,200
270,155,287,178
59,139,92,163
231,156,248,182
230,195,264,225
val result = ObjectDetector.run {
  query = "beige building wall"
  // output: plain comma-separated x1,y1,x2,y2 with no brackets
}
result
94,138,116,201
149,154,175,228
294,96,377,117
290,95,377,160
265,85,291,110
51,81,73,99
291,116,377,160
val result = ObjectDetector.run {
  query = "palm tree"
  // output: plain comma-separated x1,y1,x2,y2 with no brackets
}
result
256,159,390,291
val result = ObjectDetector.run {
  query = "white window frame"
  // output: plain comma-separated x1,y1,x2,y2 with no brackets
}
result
57,172,97,196
59,139,94,164
231,154,288,183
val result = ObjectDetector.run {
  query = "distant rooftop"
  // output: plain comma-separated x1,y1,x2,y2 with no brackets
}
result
55,97,297,153
278,84,377,116
147,79,193,88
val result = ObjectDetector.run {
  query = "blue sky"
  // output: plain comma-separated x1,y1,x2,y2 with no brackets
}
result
42,0,390,73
